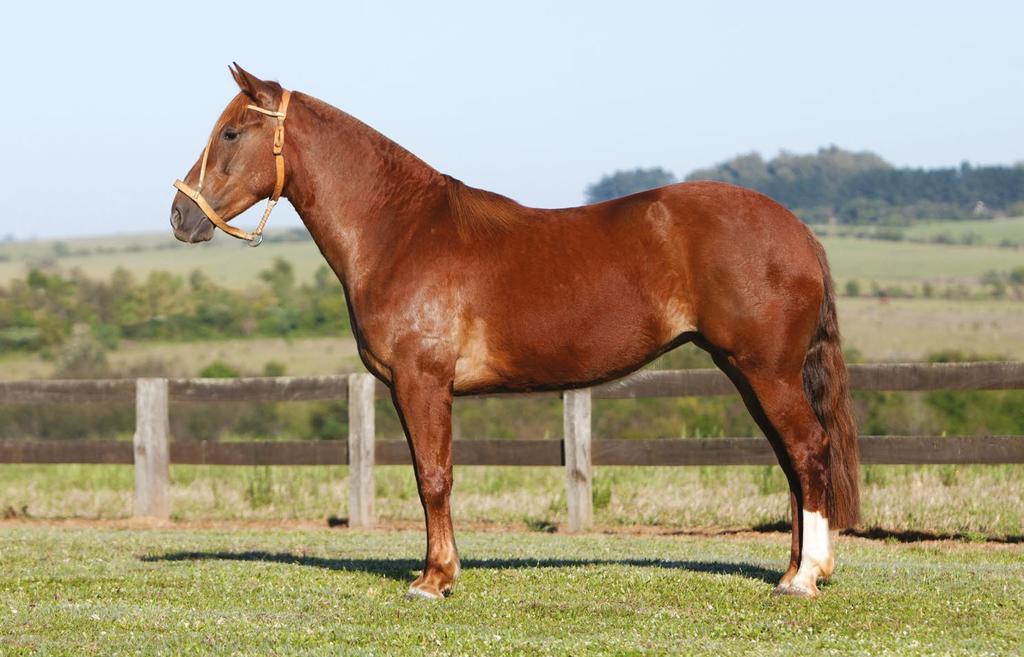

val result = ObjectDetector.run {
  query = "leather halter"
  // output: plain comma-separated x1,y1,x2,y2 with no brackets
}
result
173,90,292,246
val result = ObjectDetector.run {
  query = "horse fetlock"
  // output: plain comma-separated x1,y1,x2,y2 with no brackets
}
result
407,560,459,600
818,551,836,582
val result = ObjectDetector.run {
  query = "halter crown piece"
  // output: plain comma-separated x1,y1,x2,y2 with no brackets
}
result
173,90,292,246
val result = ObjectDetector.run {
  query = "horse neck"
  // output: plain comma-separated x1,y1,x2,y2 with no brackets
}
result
282,92,448,295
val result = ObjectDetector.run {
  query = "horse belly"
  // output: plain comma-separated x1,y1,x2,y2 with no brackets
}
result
453,295,691,394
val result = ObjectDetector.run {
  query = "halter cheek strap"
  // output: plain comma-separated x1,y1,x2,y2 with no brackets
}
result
173,90,292,246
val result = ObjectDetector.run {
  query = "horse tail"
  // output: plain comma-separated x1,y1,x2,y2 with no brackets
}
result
802,235,861,529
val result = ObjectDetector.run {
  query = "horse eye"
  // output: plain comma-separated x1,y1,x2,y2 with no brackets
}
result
222,127,240,141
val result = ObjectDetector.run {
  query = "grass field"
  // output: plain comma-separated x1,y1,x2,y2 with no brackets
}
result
900,216,1024,246
817,236,1023,286
0,296,1022,380
816,215,1024,248
0,235,327,290
2,463,1022,539
1,524,1021,656
836,297,1024,361
3,230,1021,291
3,228,1022,654
0,335,364,380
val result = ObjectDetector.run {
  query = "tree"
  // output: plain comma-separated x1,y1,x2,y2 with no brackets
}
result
684,146,1024,224
54,324,108,378
585,167,676,203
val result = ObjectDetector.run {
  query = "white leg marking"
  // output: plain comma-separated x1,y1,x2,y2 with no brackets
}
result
790,510,832,595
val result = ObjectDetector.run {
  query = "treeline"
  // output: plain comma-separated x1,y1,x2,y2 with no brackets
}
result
0,259,350,354
686,146,1024,225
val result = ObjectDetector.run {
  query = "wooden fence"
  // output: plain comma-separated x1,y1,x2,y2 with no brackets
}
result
1,362,1023,530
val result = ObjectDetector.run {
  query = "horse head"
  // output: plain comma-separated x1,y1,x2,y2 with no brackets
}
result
170,63,290,245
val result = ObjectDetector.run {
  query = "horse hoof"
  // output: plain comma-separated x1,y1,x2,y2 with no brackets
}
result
771,582,818,599
405,584,444,601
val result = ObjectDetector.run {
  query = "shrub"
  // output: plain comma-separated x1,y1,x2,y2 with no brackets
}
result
54,324,109,379
199,361,240,378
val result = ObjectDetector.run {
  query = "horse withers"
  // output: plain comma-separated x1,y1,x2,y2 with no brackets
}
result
170,64,860,600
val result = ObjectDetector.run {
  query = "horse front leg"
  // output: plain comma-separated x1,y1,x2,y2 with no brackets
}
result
391,367,459,600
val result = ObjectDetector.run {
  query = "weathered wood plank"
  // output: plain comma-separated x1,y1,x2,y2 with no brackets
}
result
374,438,561,462
2,362,1022,405
591,362,1024,399
849,362,1024,392
456,439,561,466
564,389,593,532
375,440,412,465
348,374,376,528
0,379,136,404
170,376,349,402
592,438,777,466
373,440,563,466
593,436,1024,465
169,441,347,465
859,435,1024,464
592,370,735,399
1,436,1021,466
391,381,560,401
133,379,170,520
0,440,133,464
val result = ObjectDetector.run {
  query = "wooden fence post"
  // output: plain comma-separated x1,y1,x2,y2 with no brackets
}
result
563,388,593,532
133,378,170,519
348,373,376,528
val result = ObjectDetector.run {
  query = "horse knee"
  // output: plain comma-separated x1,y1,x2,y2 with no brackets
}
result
417,467,452,505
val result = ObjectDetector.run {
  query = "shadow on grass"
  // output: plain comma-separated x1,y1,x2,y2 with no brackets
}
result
141,551,780,585
746,521,1024,544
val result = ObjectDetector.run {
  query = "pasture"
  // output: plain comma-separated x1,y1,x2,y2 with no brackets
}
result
815,215,1024,248
2,297,1024,381
2,463,1023,539
899,215,1024,246
1,523,1021,656
2,229,1022,291
2,227,1023,654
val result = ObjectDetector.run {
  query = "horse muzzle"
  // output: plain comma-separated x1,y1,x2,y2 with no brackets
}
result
170,195,215,243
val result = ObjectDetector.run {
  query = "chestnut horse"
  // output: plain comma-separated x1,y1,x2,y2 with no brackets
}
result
170,65,860,600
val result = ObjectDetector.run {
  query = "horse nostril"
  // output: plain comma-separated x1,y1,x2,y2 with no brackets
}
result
170,207,182,230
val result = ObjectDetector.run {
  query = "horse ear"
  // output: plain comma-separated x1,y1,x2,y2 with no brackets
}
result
229,62,279,109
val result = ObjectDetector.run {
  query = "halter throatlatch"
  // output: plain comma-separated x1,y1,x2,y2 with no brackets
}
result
173,90,292,246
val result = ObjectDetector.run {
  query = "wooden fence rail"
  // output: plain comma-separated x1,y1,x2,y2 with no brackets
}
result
1,361,1023,528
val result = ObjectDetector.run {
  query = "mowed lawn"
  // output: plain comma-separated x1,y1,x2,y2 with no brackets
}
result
1,524,1021,656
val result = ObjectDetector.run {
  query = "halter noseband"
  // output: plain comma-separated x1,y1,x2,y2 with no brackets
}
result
173,90,292,246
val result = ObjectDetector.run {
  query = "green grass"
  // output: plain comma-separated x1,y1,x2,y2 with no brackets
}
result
0,335,364,380
900,216,1024,246
1,297,1022,380
3,464,1022,538
819,236,1023,285
1,525,1021,656
836,297,1024,361
3,231,1020,291
0,235,325,290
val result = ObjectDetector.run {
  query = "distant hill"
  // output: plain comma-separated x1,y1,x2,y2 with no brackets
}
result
685,146,1024,225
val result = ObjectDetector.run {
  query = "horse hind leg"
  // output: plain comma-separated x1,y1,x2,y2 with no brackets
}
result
743,367,834,597
707,339,833,597
707,349,820,592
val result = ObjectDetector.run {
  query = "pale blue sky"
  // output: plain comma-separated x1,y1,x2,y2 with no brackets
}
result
2,1,1021,239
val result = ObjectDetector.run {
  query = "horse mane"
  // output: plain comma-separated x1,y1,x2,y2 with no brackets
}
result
444,175,529,236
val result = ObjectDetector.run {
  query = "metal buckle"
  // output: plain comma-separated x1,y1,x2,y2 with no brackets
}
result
248,233,263,247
